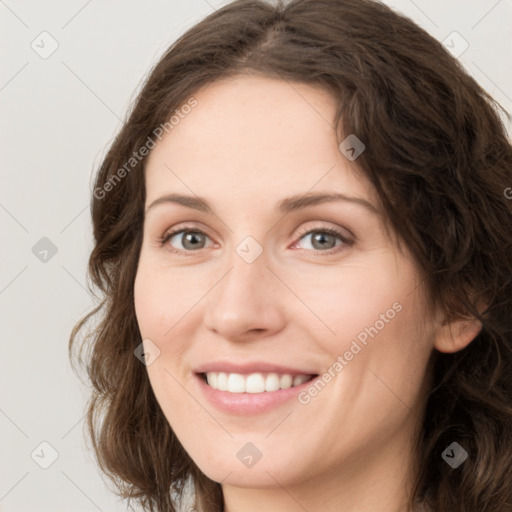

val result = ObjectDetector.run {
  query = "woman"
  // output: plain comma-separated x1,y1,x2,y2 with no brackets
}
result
69,0,512,511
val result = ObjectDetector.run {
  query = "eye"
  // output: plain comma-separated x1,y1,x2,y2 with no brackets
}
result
159,224,354,255
292,226,353,254
160,227,213,253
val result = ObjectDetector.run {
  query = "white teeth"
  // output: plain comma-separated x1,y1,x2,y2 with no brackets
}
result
264,373,280,392
246,373,265,393
206,372,217,388
217,372,228,391
279,374,293,389
227,373,245,393
293,374,309,386
204,371,312,393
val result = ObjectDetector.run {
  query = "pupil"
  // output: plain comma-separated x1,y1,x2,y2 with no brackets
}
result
312,232,335,250
183,232,204,250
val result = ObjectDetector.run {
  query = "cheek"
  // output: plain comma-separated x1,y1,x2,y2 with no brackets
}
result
133,261,200,427
299,254,433,391
321,271,433,423
291,256,410,343
133,254,205,340
133,268,169,339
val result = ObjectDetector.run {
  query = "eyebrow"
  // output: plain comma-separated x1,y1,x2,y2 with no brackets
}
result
145,192,378,215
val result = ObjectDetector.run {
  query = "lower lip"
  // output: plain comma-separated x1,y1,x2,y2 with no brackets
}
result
194,374,318,415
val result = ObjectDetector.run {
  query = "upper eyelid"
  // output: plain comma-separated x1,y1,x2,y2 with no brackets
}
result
162,223,212,240
295,223,354,240
162,221,349,237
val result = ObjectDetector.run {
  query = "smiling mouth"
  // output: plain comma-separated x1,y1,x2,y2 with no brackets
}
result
199,371,317,393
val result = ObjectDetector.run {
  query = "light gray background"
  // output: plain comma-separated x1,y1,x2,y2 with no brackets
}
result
1,1,511,511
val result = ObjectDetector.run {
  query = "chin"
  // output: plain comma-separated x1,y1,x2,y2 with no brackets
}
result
177,432,308,487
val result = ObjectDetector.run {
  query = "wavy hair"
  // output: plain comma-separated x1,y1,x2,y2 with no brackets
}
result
69,0,512,510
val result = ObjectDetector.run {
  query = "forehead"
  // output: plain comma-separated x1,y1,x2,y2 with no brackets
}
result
144,74,376,209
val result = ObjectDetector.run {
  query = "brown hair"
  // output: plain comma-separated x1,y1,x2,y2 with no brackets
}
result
69,0,512,510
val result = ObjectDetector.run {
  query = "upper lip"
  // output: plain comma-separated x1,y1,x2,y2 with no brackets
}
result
194,361,318,376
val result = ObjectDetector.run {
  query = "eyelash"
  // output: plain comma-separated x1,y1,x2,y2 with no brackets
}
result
159,224,354,256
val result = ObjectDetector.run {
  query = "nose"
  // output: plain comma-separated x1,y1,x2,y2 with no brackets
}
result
203,249,286,342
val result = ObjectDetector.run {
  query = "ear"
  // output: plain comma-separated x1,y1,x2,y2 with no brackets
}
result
433,315,482,354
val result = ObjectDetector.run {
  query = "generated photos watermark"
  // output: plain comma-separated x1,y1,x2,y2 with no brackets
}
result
298,301,403,405
94,96,198,200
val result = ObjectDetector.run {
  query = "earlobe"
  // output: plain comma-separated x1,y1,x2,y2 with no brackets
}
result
433,316,483,354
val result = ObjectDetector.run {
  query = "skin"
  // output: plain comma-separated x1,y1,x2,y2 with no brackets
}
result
133,74,481,512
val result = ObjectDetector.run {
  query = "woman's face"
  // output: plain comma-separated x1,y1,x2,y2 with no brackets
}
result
134,75,437,491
